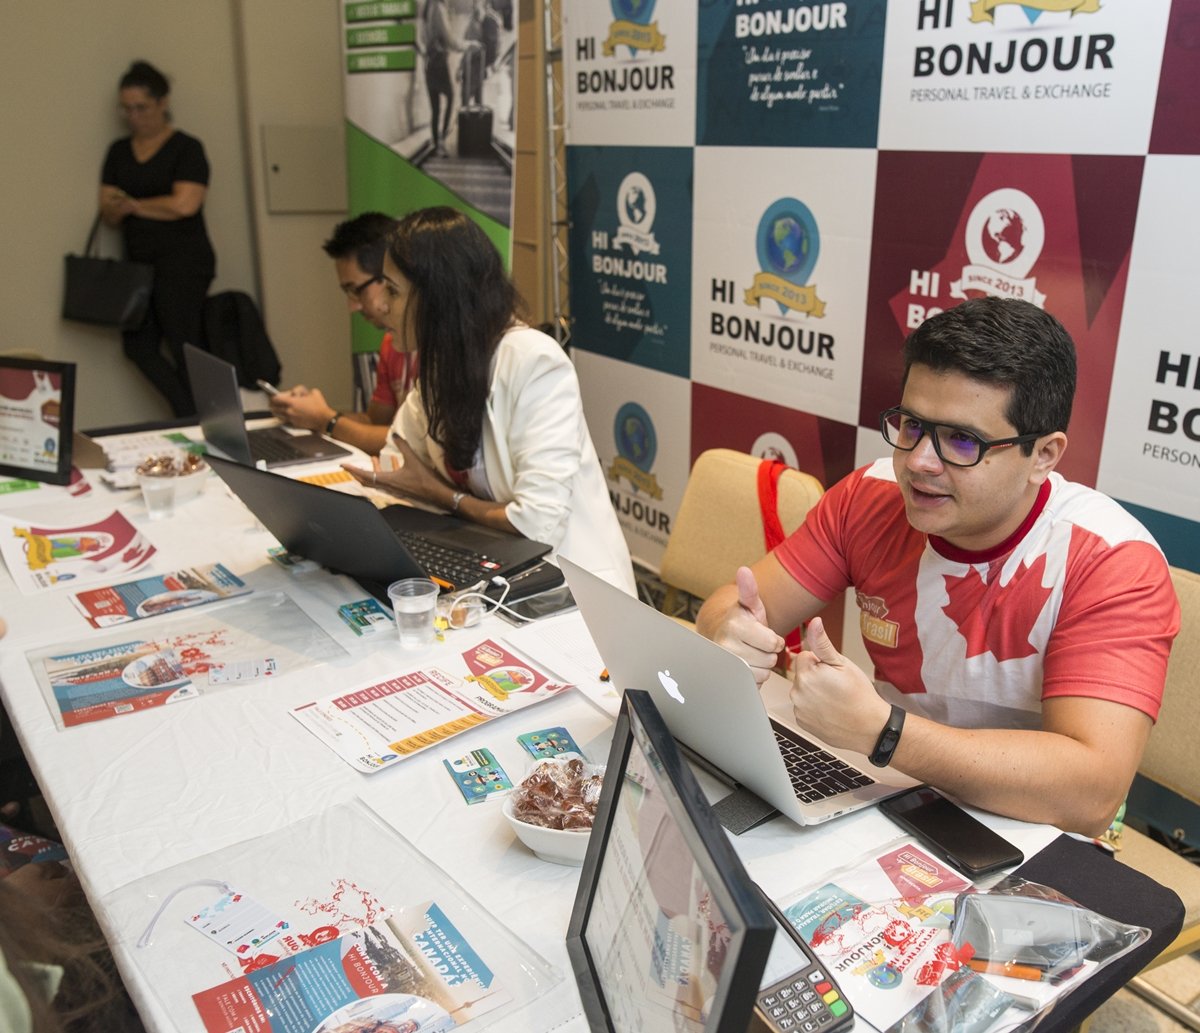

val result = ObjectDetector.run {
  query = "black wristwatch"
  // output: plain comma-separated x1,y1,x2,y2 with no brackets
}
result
869,704,906,767
324,412,341,436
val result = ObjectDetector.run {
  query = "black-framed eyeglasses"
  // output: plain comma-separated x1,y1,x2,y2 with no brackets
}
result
879,407,1046,468
341,275,382,300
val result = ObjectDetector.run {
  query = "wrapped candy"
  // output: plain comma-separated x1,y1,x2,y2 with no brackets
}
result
510,758,603,830
135,452,207,478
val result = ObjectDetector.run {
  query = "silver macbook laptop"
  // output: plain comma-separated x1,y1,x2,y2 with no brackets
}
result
183,343,351,469
560,557,918,828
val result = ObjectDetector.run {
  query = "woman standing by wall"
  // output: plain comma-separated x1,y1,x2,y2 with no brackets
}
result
99,60,215,416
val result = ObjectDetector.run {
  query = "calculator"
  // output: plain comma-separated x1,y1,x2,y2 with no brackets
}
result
751,888,854,1033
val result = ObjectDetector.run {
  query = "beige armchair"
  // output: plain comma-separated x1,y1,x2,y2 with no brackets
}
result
1115,565,1200,1029
658,448,824,620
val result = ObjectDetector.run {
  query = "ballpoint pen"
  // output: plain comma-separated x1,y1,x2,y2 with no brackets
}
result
965,959,1044,982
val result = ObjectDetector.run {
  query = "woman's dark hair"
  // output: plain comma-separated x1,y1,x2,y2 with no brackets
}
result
119,60,170,99
902,297,1076,453
0,877,140,1032
386,207,519,470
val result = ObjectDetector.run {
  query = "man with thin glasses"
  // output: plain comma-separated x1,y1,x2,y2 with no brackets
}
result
698,297,1178,836
268,213,416,455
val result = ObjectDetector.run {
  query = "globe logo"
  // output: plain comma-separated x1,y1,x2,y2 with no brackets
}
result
755,199,819,287
614,402,657,474
752,198,821,315
615,172,657,248
764,216,809,277
611,0,655,24
981,208,1025,266
624,185,647,226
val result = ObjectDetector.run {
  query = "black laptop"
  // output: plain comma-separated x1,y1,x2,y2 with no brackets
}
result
206,454,551,598
183,343,352,469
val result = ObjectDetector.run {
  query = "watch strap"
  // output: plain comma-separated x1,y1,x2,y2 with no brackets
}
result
324,412,341,436
869,704,905,768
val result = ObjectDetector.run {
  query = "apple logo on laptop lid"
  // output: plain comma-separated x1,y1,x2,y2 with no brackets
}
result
658,669,684,704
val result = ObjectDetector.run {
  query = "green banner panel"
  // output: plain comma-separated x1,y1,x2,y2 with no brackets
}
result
347,24,415,48
347,50,416,73
344,124,511,355
345,1,414,23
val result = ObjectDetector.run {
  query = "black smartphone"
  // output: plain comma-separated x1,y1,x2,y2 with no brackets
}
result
750,886,854,1033
879,785,1024,877
496,584,577,625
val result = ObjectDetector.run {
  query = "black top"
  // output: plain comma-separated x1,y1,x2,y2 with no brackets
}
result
101,130,215,275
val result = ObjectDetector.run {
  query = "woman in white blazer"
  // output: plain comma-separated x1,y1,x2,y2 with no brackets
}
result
342,206,635,595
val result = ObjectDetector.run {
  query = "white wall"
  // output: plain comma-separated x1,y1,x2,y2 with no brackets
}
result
0,1,351,430
236,2,352,411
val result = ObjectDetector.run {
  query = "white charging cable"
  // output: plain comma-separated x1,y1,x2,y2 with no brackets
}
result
440,575,535,627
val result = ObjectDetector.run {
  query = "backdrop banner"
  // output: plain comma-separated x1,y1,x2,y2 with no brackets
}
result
342,0,516,354
564,0,1200,574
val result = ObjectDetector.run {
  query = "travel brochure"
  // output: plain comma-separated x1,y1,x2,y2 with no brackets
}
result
70,562,251,628
29,593,346,727
192,903,511,1033
291,638,573,773
38,637,198,726
101,801,560,1033
0,509,155,593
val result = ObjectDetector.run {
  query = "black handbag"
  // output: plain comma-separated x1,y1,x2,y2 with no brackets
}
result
62,214,154,330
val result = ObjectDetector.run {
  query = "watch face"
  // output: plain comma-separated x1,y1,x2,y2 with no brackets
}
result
870,707,905,766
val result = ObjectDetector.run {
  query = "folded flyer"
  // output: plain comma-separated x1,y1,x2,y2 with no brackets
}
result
291,638,573,772
100,800,560,1032
0,509,155,593
192,904,511,1033
29,593,347,727
70,562,250,628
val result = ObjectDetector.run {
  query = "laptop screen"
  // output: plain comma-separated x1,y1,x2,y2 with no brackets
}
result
0,356,76,485
567,690,774,1033
182,342,254,464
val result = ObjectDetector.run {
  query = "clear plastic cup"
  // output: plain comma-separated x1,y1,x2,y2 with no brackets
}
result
386,578,440,649
138,474,176,521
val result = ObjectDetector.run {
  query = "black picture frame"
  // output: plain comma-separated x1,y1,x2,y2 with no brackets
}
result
0,356,76,486
566,689,775,1032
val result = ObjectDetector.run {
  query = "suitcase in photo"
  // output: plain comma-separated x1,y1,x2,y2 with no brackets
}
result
457,105,494,158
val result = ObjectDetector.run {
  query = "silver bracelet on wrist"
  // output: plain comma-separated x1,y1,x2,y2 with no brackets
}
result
450,490,466,513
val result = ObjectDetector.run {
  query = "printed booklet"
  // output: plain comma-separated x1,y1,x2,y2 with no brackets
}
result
291,638,573,773
70,562,250,628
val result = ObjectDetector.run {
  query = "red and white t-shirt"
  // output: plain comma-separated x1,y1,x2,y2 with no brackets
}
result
371,332,419,410
776,460,1179,729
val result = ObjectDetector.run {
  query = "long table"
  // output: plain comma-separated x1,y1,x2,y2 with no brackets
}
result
0,442,1182,1032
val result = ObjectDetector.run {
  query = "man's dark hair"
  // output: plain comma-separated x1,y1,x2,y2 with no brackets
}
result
322,212,398,276
902,297,1076,452
119,60,169,98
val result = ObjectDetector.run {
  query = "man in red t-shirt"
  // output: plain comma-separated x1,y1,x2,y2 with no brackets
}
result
268,213,417,455
697,298,1179,836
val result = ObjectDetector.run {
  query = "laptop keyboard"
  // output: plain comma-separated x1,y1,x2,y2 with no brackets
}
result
395,532,496,589
773,725,876,803
246,429,314,464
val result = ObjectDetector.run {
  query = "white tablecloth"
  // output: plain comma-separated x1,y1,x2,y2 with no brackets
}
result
0,454,1058,1032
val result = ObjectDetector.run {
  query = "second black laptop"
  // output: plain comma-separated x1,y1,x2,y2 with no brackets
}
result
184,343,352,469
206,454,551,598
